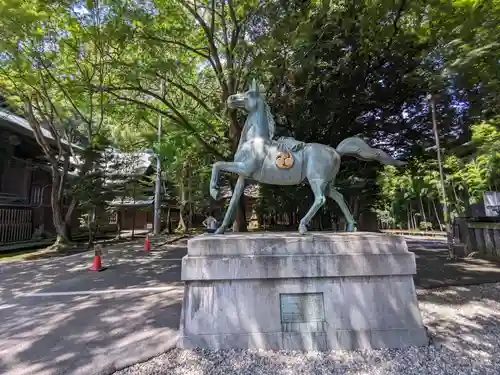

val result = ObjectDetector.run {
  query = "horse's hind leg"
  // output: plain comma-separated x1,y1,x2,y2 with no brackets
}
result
299,179,327,235
326,185,356,232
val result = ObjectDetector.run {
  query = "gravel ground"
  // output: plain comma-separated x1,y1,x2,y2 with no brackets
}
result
115,283,500,375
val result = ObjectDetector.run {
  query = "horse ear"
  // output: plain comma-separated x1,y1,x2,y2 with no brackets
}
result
251,78,257,92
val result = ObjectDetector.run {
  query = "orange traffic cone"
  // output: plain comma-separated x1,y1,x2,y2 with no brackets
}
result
89,245,106,272
143,234,151,252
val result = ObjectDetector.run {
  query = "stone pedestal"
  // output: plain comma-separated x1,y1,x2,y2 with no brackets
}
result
178,232,427,350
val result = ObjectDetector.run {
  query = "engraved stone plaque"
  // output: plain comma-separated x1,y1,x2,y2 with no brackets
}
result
280,293,325,323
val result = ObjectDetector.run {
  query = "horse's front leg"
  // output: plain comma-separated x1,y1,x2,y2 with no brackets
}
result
210,162,222,200
215,175,245,234
210,161,251,200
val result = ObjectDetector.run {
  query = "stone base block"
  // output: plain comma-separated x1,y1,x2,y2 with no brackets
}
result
179,328,428,351
178,232,427,351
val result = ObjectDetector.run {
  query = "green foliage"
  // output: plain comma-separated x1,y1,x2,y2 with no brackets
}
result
157,126,214,211
376,119,500,228
250,0,438,223
91,0,262,160
0,0,128,240
0,0,114,138
1,0,500,233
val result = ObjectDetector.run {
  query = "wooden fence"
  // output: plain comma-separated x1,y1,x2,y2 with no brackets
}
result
0,206,33,244
453,218,500,259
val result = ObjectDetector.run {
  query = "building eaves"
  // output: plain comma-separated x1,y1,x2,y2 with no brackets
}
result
0,108,83,150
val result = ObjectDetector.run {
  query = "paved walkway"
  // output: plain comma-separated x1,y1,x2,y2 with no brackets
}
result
0,239,186,375
406,238,500,288
0,236,499,375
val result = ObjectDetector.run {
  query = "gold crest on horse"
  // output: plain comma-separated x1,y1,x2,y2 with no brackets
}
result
255,139,306,184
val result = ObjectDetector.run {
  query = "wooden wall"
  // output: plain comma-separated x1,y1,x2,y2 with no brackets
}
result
0,206,32,243
454,219,500,259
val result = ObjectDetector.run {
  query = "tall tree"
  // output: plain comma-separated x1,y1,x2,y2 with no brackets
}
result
248,0,441,221
0,0,113,245
426,0,500,124
97,0,263,231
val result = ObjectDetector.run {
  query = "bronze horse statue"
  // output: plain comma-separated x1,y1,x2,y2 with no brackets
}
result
209,79,405,234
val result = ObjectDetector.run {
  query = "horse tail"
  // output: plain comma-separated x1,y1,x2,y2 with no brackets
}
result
335,137,406,166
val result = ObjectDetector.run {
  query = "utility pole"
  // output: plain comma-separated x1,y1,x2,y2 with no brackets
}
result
428,93,454,258
153,80,165,236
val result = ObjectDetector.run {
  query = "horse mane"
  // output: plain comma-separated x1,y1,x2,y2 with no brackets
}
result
263,100,276,139
236,95,276,152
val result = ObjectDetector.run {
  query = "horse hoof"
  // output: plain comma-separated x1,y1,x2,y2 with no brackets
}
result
346,223,356,232
298,225,307,235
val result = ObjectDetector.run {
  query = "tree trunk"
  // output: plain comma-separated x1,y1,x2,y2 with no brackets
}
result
352,196,360,223
411,201,417,230
131,208,136,239
419,195,427,223
177,162,188,233
50,173,70,246
177,203,187,233
117,209,122,239
62,195,77,239
427,200,433,228
87,209,94,249
228,111,247,232
451,183,464,216
432,199,443,230
187,161,193,229
406,203,411,230
165,207,172,234
232,194,247,232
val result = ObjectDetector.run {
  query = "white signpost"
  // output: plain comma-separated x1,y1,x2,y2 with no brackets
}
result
484,191,500,217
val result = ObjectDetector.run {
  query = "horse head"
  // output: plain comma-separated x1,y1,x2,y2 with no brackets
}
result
227,79,275,142
227,78,266,114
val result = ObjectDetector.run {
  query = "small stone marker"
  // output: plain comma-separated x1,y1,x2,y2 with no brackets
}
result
280,293,326,333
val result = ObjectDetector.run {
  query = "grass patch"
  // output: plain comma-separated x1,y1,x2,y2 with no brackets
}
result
0,232,192,262
0,248,43,262
0,243,89,262
21,245,89,261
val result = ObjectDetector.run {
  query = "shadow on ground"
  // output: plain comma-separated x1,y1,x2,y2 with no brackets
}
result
2,236,500,375
0,240,187,299
418,284,500,368
119,283,500,375
406,238,500,289
0,290,182,375
0,239,187,375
